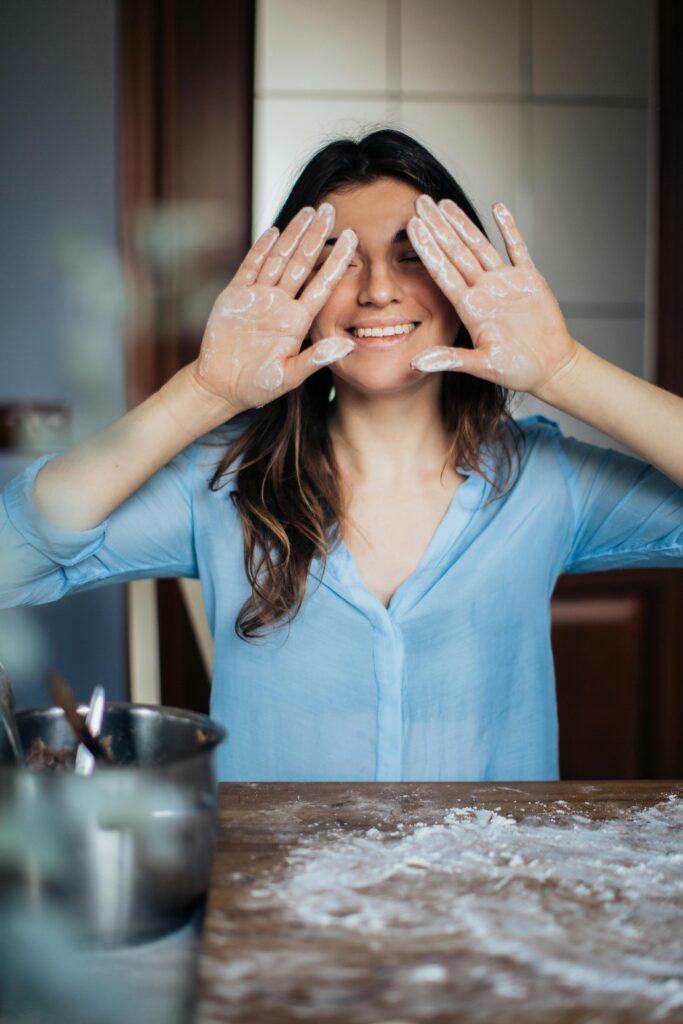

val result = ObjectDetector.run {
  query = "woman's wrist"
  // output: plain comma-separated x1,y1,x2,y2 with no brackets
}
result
156,362,243,443
531,339,585,407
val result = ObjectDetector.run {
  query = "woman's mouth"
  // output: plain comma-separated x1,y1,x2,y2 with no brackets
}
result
345,322,420,350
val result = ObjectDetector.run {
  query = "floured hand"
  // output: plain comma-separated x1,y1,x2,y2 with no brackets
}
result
194,203,358,413
407,195,579,395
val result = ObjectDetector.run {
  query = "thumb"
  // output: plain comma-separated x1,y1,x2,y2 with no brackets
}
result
286,336,357,389
411,346,492,380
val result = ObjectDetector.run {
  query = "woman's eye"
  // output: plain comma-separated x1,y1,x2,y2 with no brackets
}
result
313,260,360,272
400,253,421,263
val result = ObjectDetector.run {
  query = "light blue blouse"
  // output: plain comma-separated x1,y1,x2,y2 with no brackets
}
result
1,415,682,782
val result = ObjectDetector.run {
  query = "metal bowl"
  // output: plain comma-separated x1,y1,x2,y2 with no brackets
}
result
0,702,226,946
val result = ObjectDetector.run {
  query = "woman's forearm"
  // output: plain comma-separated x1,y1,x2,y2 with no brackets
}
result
33,362,238,531
534,342,683,488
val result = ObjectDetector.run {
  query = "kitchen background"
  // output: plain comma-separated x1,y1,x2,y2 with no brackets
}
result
0,0,126,707
1,0,680,777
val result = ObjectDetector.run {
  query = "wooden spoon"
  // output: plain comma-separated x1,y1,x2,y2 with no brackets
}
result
0,662,24,764
48,672,113,764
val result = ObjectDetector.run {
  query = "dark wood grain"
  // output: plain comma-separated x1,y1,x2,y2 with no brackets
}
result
118,0,255,709
196,781,683,1023
552,569,683,779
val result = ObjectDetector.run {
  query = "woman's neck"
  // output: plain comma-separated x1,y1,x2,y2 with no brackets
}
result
328,378,454,488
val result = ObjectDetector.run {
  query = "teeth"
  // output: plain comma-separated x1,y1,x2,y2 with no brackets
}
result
351,323,416,338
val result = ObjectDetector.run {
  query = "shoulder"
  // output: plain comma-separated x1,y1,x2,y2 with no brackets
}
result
486,413,563,477
480,414,584,502
505,414,651,494
512,413,562,441
506,413,565,466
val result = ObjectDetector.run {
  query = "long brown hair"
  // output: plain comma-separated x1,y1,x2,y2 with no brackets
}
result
210,129,523,640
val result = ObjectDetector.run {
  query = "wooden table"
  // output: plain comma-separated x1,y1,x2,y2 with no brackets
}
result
195,781,683,1023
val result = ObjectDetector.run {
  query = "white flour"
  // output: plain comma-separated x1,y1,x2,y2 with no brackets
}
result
202,796,683,1022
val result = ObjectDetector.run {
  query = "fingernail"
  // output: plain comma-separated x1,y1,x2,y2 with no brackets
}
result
317,202,335,220
311,336,356,366
297,209,315,231
416,193,437,213
493,202,509,216
412,350,463,372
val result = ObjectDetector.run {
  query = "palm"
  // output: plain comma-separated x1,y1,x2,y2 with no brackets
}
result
459,266,572,391
408,197,578,395
194,204,358,411
200,283,310,403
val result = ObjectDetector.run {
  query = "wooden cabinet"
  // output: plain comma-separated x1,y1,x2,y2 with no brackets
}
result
552,569,683,779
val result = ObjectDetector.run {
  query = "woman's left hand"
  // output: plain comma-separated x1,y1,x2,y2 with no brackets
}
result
407,195,580,396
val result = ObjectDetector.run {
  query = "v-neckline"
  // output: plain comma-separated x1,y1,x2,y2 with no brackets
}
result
316,466,488,620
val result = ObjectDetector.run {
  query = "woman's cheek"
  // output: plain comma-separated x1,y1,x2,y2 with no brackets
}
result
309,308,337,342
311,277,357,341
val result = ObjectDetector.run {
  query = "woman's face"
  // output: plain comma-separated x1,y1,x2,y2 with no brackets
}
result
309,177,461,394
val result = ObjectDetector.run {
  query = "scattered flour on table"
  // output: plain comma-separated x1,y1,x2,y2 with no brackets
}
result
214,796,683,1020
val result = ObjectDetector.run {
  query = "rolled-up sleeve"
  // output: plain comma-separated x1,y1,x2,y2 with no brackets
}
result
0,444,199,607
548,428,683,573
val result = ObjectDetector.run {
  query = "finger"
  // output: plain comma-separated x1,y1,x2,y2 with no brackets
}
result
411,345,494,380
492,203,534,268
415,195,482,285
231,226,281,287
285,335,357,389
257,206,317,286
297,228,358,316
278,202,338,296
438,199,504,273
407,217,467,304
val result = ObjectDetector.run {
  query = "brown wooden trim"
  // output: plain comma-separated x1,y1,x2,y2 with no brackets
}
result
157,578,211,713
118,0,255,404
118,0,161,406
118,0,255,707
656,0,683,396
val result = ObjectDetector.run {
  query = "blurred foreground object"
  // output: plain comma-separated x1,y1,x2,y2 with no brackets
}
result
0,702,226,945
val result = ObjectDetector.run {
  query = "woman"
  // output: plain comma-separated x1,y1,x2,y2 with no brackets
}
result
2,129,682,782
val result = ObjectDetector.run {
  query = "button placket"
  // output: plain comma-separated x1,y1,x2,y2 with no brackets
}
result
372,609,406,781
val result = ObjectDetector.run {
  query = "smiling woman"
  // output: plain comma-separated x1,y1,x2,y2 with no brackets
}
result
1,127,683,784
210,131,522,635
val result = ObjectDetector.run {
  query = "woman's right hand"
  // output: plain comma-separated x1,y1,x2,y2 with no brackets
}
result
30,207,358,533
192,203,358,415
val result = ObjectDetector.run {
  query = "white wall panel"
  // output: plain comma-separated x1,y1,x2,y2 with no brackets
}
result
399,102,523,248
400,0,521,94
255,0,388,93
514,317,646,452
532,106,648,305
253,98,388,236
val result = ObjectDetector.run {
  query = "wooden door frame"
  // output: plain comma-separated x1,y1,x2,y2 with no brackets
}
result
118,0,255,710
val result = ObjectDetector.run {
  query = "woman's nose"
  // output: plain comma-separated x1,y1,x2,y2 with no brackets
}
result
356,261,404,306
